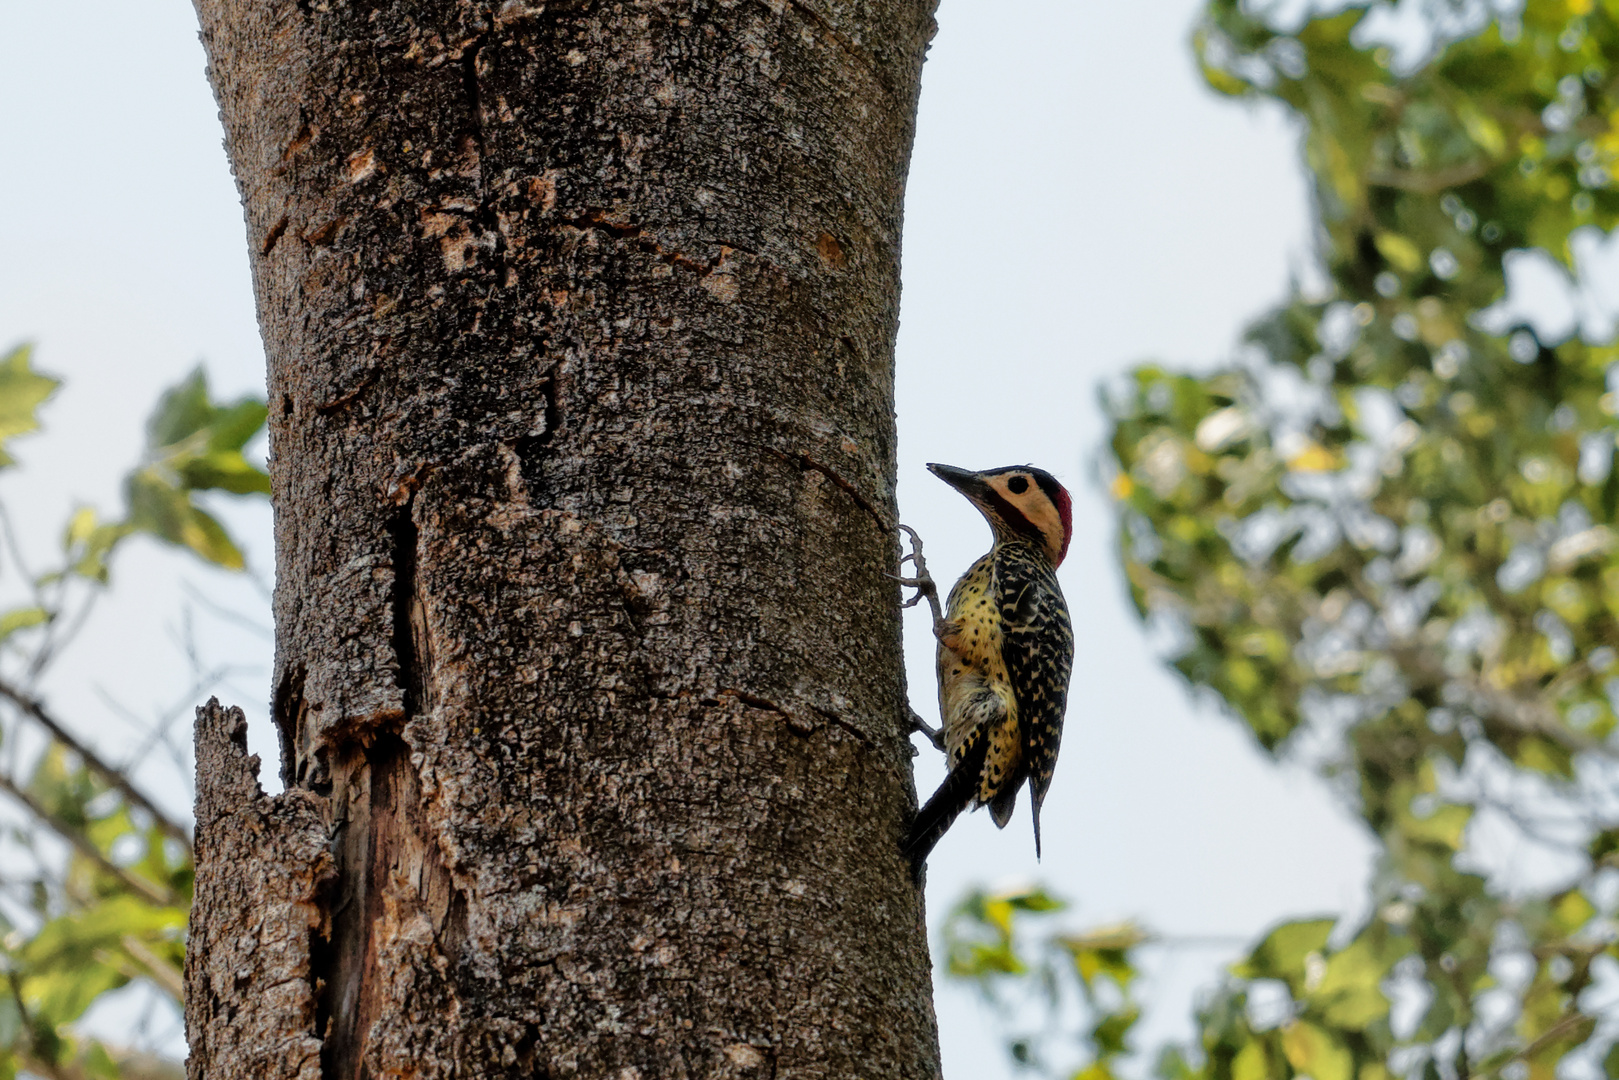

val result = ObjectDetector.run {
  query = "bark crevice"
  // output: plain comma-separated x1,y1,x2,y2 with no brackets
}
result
315,732,469,1080
387,503,427,717
772,447,895,535
565,211,736,275
261,215,289,256
273,661,310,790
716,687,879,749
460,34,488,151
314,368,379,414
512,379,560,503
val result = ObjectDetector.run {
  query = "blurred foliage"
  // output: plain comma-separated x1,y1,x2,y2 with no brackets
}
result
69,367,270,581
957,1,1619,1078
0,344,265,1080
944,887,1151,1077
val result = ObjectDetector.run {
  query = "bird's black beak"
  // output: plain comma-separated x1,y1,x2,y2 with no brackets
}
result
926,462,988,500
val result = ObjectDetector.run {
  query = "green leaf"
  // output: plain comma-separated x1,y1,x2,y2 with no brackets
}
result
20,895,186,970
0,607,48,641
144,367,267,471
1071,1063,1119,1080
1281,1022,1352,1080
1090,1006,1140,1057
99,367,270,570
0,343,59,468
1230,1039,1276,1080
144,367,214,449
83,1042,121,1080
21,962,125,1028
0,995,19,1049
124,468,245,569
1548,889,1596,936
1401,803,1472,852
1309,933,1405,1030
61,506,96,550
1059,922,1147,994
175,449,271,495
1234,918,1335,990
1373,233,1424,274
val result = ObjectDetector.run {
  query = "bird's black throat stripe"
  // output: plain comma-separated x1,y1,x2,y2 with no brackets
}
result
981,489,1042,542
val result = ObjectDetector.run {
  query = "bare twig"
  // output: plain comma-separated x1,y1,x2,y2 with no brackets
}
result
0,771,178,908
179,578,274,638
102,663,254,780
1474,1007,1597,1079
1384,643,1615,762
0,680,192,849
4,971,66,1080
28,587,103,686
117,933,185,1002
0,499,42,599
1365,159,1491,194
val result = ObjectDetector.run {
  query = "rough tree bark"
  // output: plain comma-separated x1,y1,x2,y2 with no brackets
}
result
184,2,941,1078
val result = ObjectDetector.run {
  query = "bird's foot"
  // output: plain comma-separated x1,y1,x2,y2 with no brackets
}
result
910,709,946,755
893,524,946,630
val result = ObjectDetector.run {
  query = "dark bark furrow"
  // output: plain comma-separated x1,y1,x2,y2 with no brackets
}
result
388,503,425,716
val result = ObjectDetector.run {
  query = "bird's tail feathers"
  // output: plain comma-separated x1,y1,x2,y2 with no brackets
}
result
1030,785,1044,860
988,785,1019,830
903,740,988,883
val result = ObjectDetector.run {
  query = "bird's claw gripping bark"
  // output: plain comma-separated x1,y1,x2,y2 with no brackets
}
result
909,709,946,754
897,526,950,759
893,524,949,640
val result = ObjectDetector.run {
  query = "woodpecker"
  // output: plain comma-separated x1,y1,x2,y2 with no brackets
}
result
898,463,1074,881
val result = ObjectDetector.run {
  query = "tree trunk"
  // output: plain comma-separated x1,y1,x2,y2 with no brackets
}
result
184,3,940,1078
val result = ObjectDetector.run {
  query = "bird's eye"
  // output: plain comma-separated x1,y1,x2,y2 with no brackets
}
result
1006,475,1029,495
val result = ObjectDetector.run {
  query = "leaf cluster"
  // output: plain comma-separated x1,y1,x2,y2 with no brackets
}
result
957,2,1619,1078
0,345,265,1080
942,887,1149,1079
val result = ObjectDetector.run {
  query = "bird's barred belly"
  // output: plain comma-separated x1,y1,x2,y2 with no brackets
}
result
936,563,1023,803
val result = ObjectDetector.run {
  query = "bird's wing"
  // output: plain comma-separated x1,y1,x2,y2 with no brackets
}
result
996,558,1074,856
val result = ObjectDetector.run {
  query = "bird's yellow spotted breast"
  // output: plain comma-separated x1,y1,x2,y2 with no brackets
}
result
935,554,1022,803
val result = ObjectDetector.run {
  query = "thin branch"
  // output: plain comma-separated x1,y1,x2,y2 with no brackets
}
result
179,578,274,638
241,554,275,604
1389,645,1616,761
103,662,255,779
1365,159,1491,193
1475,1008,1597,1079
0,499,43,600
26,584,102,685
6,970,68,1080
115,933,185,1002
172,602,202,679
0,773,180,908
19,1045,184,1080
1337,561,1614,764
0,680,192,849
1143,934,1253,951
0,496,82,685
